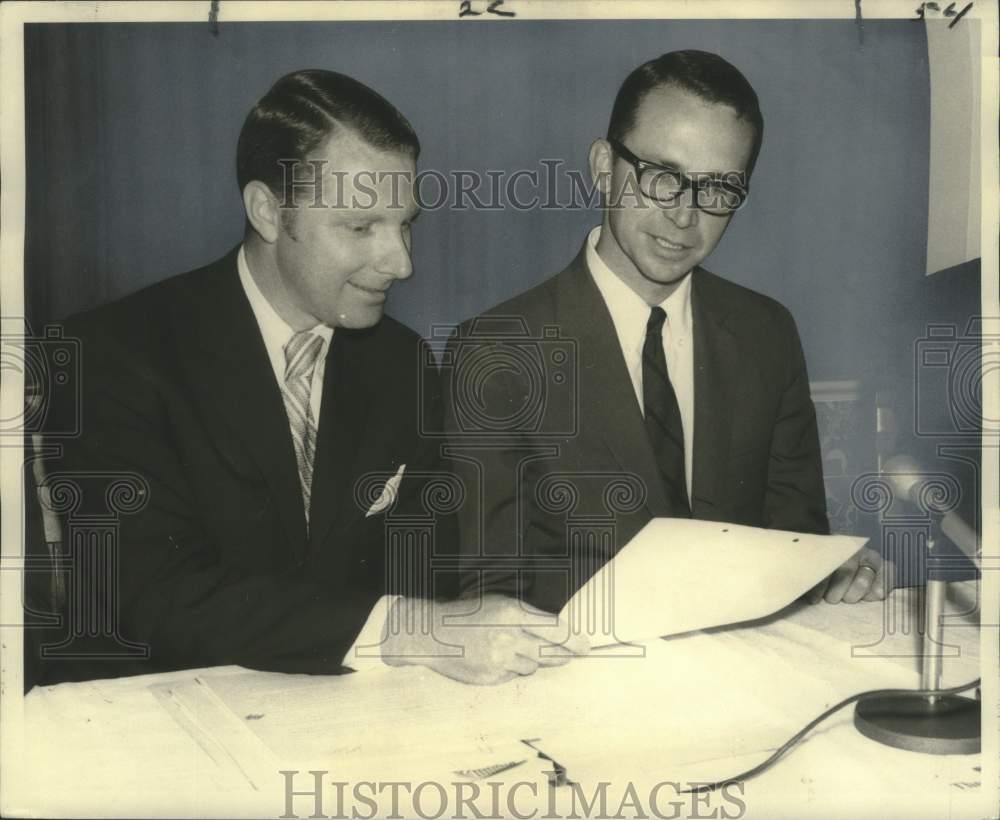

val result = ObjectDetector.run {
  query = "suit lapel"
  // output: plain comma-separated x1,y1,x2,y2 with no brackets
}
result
554,249,672,519
308,327,395,551
182,249,309,557
690,269,738,516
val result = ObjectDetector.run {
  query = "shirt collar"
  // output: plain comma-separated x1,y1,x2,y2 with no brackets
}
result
585,226,692,354
237,245,333,378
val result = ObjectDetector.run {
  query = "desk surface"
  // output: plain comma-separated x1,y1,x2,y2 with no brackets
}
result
15,585,988,819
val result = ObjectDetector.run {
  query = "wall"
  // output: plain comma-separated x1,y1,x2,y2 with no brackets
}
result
25,19,933,384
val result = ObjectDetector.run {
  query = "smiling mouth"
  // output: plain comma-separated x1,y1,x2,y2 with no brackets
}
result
651,236,687,251
349,282,388,297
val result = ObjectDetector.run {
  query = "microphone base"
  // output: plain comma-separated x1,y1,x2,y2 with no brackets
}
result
854,693,980,755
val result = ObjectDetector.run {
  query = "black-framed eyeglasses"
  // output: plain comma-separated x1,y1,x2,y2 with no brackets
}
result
608,139,748,216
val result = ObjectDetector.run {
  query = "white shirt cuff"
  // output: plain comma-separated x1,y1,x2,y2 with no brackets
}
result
341,595,401,671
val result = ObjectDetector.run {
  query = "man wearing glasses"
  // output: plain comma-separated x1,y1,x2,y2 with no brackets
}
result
445,50,888,631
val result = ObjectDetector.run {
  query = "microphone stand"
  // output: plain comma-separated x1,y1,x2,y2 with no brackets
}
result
853,525,981,754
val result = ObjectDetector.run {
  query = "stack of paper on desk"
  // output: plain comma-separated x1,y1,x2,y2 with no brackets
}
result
151,616,913,792
560,518,867,647
158,669,537,784
145,521,868,787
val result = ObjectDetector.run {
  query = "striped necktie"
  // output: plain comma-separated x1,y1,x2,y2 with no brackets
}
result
282,330,324,526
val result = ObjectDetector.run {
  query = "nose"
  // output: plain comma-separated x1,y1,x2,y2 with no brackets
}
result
662,187,698,230
376,230,414,281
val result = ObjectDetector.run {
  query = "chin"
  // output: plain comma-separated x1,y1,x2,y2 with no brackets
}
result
640,261,693,286
334,307,384,330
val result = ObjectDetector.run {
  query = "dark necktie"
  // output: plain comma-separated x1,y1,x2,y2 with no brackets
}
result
642,306,691,517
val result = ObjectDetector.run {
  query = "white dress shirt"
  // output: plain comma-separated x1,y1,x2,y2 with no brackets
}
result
585,226,695,498
238,245,391,671
237,246,333,420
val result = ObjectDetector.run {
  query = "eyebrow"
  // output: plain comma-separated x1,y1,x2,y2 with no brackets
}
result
334,204,421,223
648,153,683,172
626,144,729,180
649,154,734,181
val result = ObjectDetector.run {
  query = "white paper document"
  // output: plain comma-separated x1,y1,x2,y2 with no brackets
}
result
560,518,867,647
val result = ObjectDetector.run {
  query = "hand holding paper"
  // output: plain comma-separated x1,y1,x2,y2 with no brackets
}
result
381,594,589,685
560,518,867,647
808,544,893,604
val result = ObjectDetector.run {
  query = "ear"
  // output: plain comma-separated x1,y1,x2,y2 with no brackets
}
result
243,180,281,244
588,138,613,196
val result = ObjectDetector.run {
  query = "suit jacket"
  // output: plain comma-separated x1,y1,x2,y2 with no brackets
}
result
444,241,828,614
40,248,453,683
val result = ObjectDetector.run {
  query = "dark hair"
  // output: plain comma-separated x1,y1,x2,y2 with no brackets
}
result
607,50,764,178
236,69,420,198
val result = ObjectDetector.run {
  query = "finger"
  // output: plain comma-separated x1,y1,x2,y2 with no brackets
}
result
515,633,572,667
525,622,590,656
469,595,553,628
842,566,875,603
503,597,566,629
862,585,884,602
477,670,519,686
468,627,519,664
506,652,539,677
534,643,577,666
864,561,892,601
562,628,590,656
824,563,858,603
806,577,829,604
522,623,591,657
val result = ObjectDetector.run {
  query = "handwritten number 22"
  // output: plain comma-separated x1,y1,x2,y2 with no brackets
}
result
459,1,516,17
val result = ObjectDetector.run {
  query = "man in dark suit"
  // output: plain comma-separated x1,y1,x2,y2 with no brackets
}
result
445,51,889,619
39,70,585,687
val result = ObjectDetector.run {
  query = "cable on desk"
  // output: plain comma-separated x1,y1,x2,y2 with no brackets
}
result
681,677,982,794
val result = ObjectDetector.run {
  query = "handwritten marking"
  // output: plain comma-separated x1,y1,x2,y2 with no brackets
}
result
208,0,220,36
949,2,973,27
914,0,973,26
488,0,516,17
459,0,516,18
